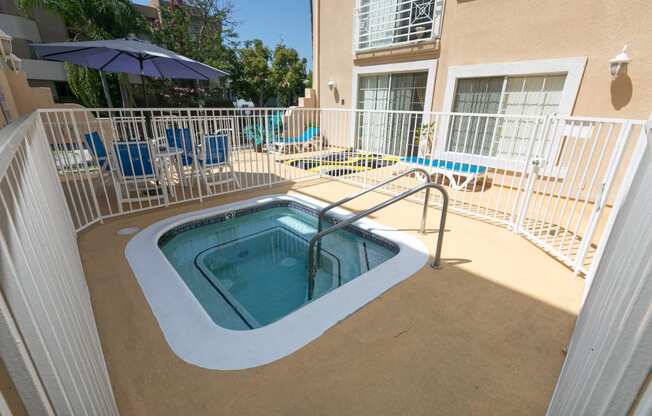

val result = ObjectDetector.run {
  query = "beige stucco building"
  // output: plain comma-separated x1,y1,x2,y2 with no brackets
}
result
312,0,652,120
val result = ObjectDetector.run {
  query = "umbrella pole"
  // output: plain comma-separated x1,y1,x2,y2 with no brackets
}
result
141,74,149,107
100,71,113,108
139,57,149,107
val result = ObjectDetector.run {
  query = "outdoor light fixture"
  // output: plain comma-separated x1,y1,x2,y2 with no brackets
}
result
328,80,337,90
609,46,631,79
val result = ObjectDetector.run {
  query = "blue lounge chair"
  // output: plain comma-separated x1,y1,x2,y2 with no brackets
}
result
165,127,194,166
113,141,165,205
84,132,110,172
272,127,320,153
400,155,488,191
244,111,285,148
199,133,240,189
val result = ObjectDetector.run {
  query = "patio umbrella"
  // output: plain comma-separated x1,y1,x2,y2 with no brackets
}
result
31,38,228,107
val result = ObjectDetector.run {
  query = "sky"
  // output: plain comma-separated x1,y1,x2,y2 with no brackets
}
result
133,0,313,69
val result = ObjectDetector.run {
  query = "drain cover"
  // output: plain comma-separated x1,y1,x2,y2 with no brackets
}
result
117,226,140,236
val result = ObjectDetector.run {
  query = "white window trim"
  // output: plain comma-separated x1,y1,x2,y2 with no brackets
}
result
352,59,437,114
441,56,587,116
437,57,587,169
349,59,437,147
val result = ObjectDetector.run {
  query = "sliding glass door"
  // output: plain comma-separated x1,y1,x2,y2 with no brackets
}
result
356,71,427,155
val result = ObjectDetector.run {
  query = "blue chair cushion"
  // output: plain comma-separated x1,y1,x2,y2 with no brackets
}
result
84,132,109,168
114,142,155,177
202,134,229,166
165,128,193,165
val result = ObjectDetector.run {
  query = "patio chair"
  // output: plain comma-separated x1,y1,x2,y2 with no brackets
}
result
399,155,488,191
272,127,320,154
198,132,240,191
243,111,285,150
165,127,198,183
84,132,110,172
113,141,166,205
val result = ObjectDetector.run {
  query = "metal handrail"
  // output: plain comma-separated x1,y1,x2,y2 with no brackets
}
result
307,182,449,300
317,167,432,238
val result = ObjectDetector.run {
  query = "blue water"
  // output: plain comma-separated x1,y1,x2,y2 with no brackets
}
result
159,204,397,330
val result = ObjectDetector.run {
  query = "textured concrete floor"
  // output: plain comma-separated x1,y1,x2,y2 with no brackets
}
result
77,179,584,415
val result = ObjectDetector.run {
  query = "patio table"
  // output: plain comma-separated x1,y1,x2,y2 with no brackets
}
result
155,147,184,199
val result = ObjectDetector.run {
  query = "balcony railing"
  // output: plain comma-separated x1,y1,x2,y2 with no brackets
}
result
353,0,445,53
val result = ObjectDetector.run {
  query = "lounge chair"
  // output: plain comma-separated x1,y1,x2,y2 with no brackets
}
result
113,141,166,205
243,111,285,150
272,127,320,154
84,132,110,172
198,132,240,191
165,127,197,183
400,155,488,191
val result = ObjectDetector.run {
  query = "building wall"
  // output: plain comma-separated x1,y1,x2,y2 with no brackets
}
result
313,0,355,109
434,0,652,119
313,0,652,120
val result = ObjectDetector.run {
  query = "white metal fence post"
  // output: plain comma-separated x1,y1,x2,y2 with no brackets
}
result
572,120,634,273
514,115,550,233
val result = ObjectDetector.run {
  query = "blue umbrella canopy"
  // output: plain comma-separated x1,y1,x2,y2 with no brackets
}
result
31,38,228,80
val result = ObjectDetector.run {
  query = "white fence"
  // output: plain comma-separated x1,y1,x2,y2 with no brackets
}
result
37,107,645,275
0,114,118,415
0,106,645,413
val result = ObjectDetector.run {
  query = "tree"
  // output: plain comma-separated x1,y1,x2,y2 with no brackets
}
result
18,0,147,40
18,0,148,107
230,41,308,107
148,0,236,107
229,40,274,107
270,44,307,107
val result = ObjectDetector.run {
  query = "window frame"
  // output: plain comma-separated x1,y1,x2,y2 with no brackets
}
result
438,57,587,169
349,59,438,148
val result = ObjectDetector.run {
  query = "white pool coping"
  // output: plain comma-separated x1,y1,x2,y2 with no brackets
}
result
125,193,429,370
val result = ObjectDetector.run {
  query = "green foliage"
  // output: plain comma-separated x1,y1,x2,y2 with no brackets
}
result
306,70,313,89
147,0,236,107
229,40,273,106
19,0,311,108
17,0,148,40
230,41,309,107
64,63,105,107
18,0,148,106
270,44,307,107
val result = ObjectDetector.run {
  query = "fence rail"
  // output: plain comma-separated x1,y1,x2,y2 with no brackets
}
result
35,106,645,275
0,114,118,415
0,106,646,413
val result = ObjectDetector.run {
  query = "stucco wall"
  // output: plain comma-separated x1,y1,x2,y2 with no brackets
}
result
433,0,652,119
314,0,651,120
313,0,355,110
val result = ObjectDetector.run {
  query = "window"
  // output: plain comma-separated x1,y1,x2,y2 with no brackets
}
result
356,72,427,154
448,74,567,158
355,0,442,51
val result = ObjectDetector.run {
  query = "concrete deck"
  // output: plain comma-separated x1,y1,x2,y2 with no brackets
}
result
77,179,584,415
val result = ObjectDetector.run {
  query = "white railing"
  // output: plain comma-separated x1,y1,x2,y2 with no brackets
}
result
0,114,118,415
36,106,646,275
314,108,645,275
0,106,645,413
353,0,445,52
39,107,322,231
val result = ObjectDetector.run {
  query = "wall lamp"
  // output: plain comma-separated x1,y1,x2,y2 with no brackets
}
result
609,46,631,80
327,80,337,90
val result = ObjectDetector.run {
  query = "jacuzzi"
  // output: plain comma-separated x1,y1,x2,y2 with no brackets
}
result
126,194,428,369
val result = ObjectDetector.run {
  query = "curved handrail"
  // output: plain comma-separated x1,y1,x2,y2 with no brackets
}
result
316,167,432,255
307,182,449,300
